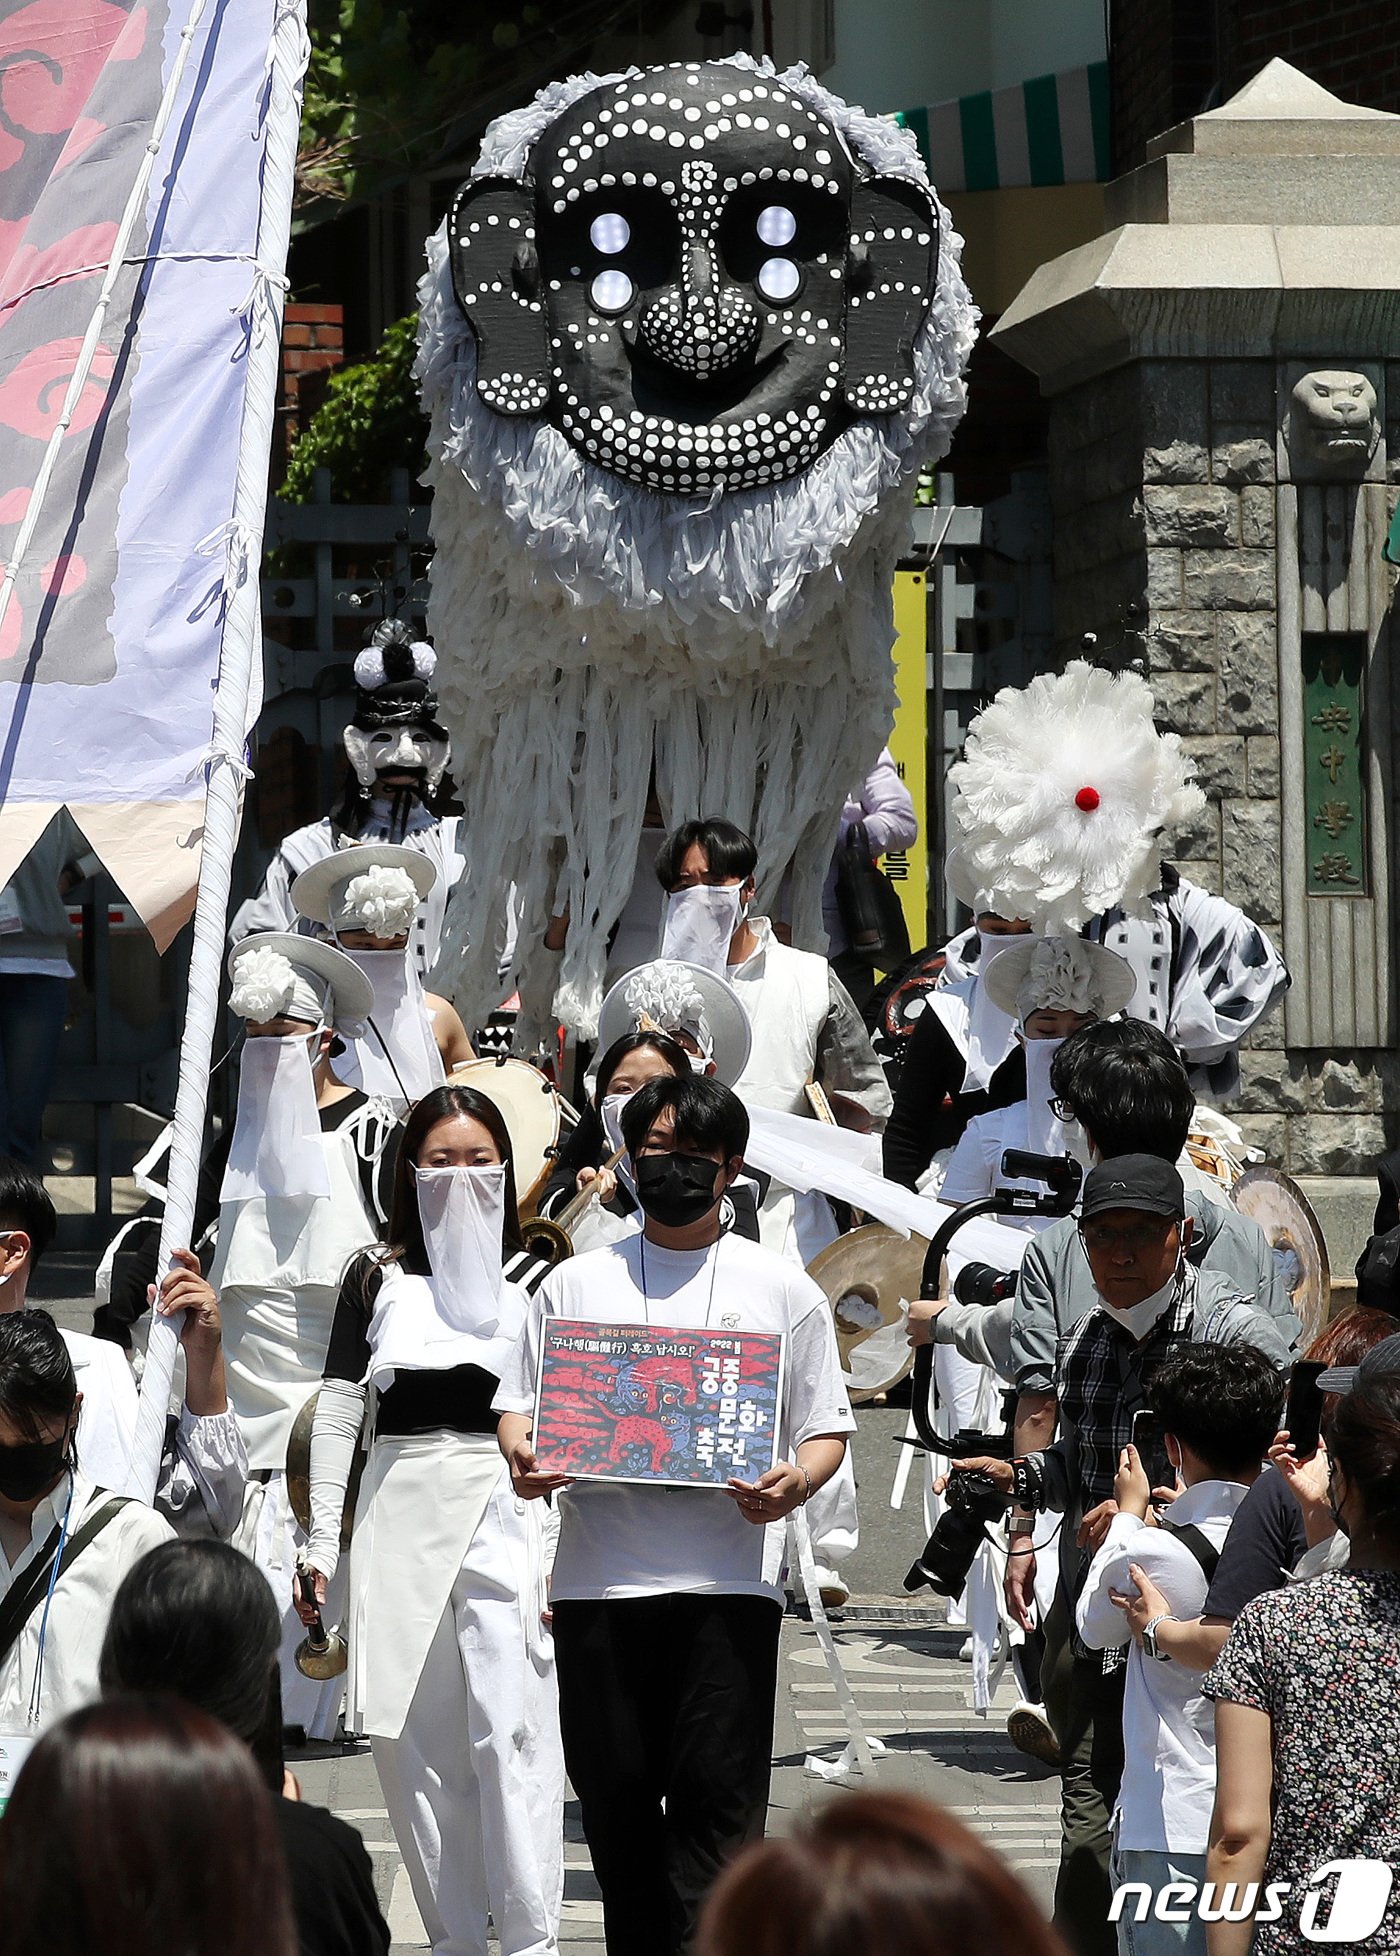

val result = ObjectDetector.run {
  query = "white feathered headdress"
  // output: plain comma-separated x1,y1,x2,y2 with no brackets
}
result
948,662,1205,933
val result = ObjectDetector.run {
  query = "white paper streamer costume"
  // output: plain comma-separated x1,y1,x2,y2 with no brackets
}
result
419,53,976,1034
948,662,1205,935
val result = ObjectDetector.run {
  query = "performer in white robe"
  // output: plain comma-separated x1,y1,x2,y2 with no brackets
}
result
301,1081,563,1956
230,623,466,982
212,933,394,1739
291,842,473,1111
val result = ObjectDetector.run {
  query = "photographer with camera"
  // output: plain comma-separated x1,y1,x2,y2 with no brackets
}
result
942,1157,1295,1956
907,936,1133,1700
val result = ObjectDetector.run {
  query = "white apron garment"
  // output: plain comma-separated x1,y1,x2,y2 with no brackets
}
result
369,1469,563,1956
234,1467,349,1741
212,1106,386,1469
338,949,446,1110
349,1432,511,1738
730,923,840,1263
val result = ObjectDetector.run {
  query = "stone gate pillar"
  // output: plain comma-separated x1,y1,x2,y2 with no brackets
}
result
990,59,1400,1172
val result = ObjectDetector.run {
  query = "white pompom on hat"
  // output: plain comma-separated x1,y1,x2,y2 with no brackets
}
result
291,843,438,932
947,661,1205,934
981,934,1137,1023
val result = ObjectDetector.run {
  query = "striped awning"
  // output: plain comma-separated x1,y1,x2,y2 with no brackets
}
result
897,61,1110,193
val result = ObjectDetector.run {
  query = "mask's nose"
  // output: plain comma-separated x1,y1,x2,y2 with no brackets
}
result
638,231,760,381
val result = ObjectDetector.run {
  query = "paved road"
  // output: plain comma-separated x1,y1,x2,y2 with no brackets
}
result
36,1271,1058,1949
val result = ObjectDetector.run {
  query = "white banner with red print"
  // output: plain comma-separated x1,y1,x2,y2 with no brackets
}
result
0,0,302,945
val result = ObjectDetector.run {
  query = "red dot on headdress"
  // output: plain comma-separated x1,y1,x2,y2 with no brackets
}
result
1075,786,1101,812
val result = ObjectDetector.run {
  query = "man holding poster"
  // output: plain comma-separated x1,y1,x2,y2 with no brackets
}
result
494,1074,853,1956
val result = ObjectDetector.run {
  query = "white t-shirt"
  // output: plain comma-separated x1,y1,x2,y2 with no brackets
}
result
493,1230,855,1604
1076,1478,1250,1853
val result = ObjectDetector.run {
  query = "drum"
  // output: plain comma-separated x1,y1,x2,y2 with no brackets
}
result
447,1056,564,1213
807,1225,930,1403
1231,1164,1332,1348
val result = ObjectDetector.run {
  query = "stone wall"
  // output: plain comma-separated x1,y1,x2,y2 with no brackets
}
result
1045,356,1400,1174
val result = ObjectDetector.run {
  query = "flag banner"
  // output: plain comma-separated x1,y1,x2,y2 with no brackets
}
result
532,1319,786,1488
0,0,298,945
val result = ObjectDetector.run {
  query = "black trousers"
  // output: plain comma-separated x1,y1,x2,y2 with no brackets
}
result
552,1593,783,1956
1042,1583,1126,1956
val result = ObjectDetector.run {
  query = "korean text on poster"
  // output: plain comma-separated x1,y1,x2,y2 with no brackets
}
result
533,1320,786,1488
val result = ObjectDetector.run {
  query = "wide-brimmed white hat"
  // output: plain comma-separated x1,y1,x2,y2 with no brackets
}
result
596,959,752,1087
226,931,373,1029
291,843,437,933
981,934,1136,1023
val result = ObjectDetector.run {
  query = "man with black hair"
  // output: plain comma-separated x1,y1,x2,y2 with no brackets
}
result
655,815,887,1605
654,818,890,1248
0,1309,173,1731
231,621,466,982
1077,1342,1284,1956
495,1074,853,1956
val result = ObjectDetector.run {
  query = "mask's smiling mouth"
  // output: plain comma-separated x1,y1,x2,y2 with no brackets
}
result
622,334,788,422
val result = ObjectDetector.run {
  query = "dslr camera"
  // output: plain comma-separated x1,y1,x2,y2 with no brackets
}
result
902,1391,1016,1600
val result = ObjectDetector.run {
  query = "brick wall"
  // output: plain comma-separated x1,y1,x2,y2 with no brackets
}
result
1110,0,1400,176
276,302,344,478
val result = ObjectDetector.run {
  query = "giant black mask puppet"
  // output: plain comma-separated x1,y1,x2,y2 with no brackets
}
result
418,56,974,1037
449,63,939,495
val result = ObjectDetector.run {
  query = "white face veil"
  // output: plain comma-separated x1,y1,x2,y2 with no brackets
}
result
961,930,1019,1091
340,948,446,1106
413,1163,507,1334
1021,1035,1088,1165
221,1033,331,1203
659,884,744,975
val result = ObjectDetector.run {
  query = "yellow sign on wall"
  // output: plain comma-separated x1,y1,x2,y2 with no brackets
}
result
886,569,929,954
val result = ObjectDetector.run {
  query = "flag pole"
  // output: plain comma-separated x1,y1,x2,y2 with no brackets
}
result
126,0,310,1501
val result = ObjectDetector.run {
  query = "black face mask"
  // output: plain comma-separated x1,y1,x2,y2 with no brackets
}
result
634,1153,723,1230
0,1430,69,1503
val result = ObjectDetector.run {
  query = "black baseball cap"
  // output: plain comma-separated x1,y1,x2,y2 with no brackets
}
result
1080,1155,1186,1222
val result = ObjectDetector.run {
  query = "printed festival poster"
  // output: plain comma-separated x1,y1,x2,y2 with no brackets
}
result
532,1319,786,1488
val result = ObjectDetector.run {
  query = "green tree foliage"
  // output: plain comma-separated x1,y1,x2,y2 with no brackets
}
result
297,0,686,210
280,315,426,503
